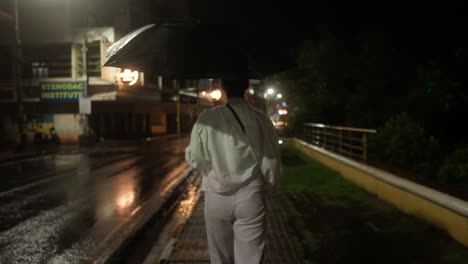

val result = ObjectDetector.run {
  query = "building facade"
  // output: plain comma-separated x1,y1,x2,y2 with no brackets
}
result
0,0,206,145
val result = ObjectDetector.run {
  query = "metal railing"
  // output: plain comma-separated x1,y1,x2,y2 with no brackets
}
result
301,123,377,161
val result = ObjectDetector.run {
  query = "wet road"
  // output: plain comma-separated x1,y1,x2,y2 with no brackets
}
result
0,137,189,264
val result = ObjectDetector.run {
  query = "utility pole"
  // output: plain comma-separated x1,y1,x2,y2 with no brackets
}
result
79,33,91,144
175,79,180,136
176,94,180,136
196,80,200,115
12,0,24,137
83,35,89,98
83,34,89,136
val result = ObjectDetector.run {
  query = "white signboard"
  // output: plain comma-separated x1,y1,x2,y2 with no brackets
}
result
79,96,92,115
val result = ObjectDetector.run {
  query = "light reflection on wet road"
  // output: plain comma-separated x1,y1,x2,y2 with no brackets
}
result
0,137,189,263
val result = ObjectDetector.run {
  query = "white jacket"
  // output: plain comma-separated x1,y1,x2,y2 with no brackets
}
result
185,98,282,193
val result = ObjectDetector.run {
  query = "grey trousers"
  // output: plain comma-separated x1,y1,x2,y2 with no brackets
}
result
204,177,266,264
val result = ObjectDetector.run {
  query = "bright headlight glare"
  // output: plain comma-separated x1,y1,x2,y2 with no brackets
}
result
210,89,222,101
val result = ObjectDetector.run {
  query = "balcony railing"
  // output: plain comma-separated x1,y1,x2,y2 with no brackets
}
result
301,123,377,161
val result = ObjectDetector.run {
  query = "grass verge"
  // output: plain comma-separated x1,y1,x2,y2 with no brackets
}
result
275,141,468,264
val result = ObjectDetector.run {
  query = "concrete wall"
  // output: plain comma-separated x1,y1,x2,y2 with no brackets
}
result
18,0,73,44
291,138,468,248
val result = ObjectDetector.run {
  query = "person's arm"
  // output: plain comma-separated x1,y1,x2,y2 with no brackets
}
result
261,116,282,191
185,118,211,175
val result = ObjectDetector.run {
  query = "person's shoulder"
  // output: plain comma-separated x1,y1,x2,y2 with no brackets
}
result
196,109,210,123
196,106,224,123
199,106,223,115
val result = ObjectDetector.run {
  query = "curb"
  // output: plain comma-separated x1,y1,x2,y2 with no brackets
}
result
83,165,193,264
153,186,203,264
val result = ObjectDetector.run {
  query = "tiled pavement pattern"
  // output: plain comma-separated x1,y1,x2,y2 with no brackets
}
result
167,195,299,264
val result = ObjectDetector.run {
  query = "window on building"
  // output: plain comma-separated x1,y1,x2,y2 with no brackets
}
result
87,41,102,77
32,62,49,79
23,44,71,79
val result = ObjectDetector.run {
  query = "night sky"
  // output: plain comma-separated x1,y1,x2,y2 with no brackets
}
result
2,0,466,53
191,0,468,59
2,0,467,69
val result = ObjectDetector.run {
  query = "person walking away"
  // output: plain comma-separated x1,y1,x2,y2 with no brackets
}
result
185,75,282,264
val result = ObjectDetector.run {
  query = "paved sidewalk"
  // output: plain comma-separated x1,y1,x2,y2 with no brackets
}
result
163,195,299,264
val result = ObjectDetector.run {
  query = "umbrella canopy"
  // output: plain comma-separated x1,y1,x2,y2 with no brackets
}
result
104,23,292,79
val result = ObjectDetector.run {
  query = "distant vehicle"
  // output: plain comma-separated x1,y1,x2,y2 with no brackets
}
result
270,113,288,129
273,120,288,128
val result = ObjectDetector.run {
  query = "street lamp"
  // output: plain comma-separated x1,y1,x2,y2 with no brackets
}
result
267,88,275,95
210,89,222,101
276,93,282,99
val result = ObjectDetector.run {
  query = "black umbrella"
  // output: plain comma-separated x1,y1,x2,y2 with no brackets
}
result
104,23,292,79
